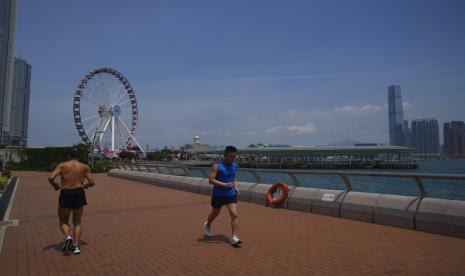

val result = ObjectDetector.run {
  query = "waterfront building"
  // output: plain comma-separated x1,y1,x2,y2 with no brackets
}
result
411,119,440,155
186,145,416,169
443,121,465,158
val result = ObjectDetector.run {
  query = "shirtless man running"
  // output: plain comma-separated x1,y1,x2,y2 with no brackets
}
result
48,148,95,254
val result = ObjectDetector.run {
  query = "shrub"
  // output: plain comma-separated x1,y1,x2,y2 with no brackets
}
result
2,170,11,178
0,176,9,189
7,144,89,171
91,160,114,173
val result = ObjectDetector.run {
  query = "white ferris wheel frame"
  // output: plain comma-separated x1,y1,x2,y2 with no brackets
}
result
73,68,145,156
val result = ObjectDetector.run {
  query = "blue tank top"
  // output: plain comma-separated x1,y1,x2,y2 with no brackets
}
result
212,162,238,197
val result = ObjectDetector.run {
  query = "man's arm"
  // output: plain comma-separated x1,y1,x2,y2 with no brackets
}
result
209,165,233,188
234,177,240,195
83,165,95,189
48,165,62,191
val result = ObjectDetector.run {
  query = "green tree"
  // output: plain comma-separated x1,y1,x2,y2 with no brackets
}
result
145,151,162,160
118,150,136,159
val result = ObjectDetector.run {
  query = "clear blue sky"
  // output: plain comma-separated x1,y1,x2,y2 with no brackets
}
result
15,0,465,148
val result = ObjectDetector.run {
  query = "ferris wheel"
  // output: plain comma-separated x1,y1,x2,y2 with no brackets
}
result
73,68,145,157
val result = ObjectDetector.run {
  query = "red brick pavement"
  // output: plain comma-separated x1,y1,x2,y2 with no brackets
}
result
0,171,465,275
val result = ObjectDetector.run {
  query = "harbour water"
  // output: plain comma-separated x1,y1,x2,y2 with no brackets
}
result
188,160,465,201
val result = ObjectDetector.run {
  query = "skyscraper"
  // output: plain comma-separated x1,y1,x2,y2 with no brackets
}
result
403,120,412,148
411,119,440,155
0,0,17,145
388,85,404,146
9,57,30,147
443,121,465,158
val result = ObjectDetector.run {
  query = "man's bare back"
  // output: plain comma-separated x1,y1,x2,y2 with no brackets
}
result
57,160,92,189
49,160,95,190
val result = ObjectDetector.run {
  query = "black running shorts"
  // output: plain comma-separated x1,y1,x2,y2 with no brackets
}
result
59,188,87,209
211,195,237,208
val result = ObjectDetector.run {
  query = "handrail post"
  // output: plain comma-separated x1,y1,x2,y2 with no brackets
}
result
165,167,174,175
198,169,209,178
288,172,301,187
338,173,352,192
413,176,427,198
248,171,262,184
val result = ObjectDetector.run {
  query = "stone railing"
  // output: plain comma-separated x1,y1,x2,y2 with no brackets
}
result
108,169,465,239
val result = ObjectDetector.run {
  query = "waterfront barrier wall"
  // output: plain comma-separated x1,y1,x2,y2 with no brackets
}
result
108,169,465,239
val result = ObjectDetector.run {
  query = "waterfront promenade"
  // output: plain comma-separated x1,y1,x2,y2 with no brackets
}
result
1,172,465,275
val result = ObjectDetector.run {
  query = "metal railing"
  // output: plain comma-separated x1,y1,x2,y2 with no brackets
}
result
113,163,465,199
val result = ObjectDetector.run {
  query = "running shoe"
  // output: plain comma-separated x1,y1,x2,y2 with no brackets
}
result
230,235,242,245
62,235,73,252
203,222,212,237
72,245,80,255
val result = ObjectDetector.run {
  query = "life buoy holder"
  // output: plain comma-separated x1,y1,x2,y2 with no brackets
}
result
267,182,289,206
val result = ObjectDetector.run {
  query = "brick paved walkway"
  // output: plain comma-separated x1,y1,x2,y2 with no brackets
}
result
0,171,465,275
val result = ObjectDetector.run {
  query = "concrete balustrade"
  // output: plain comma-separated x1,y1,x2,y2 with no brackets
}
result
415,198,465,239
287,187,318,212
373,194,419,229
197,179,212,195
249,184,272,205
157,167,172,175
236,181,256,202
312,189,346,217
340,192,382,223
108,169,465,239
164,175,193,192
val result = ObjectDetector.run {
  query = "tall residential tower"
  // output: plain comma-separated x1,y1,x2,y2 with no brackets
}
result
443,121,465,158
9,57,31,146
0,0,17,144
411,119,440,155
388,85,405,146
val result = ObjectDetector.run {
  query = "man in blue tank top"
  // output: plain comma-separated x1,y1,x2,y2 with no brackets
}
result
204,146,242,245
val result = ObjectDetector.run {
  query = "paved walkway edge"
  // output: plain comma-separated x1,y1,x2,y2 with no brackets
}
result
0,176,19,255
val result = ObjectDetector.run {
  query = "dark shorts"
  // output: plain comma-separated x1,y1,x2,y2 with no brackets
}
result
59,188,87,209
211,195,237,209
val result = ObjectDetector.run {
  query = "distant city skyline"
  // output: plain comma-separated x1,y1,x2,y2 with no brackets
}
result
13,0,465,148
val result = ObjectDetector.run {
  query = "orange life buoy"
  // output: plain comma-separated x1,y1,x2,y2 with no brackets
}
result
267,182,289,206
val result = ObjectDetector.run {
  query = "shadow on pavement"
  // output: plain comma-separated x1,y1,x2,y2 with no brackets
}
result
42,240,89,256
197,235,242,248
197,235,229,244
